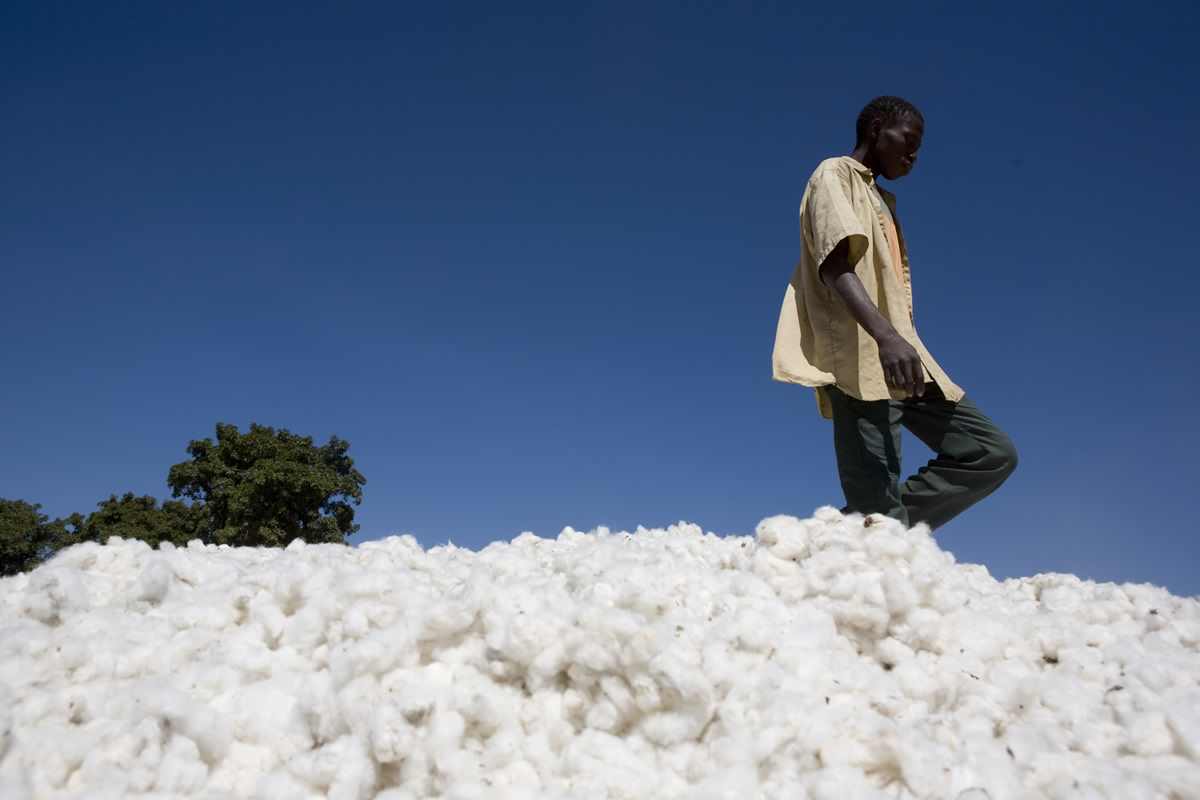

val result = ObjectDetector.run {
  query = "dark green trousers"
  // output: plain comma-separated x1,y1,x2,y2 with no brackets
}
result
825,382,1017,531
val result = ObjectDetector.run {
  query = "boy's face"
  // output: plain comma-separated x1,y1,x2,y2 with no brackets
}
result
872,115,923,181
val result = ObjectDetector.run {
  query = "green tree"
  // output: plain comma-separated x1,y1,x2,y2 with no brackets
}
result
0,499,73,576
76,493,207,548
167,422,365,547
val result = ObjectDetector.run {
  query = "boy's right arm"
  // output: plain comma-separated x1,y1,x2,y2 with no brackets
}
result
819,241,925,398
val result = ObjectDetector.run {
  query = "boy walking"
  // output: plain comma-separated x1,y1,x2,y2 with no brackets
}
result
772,96,1017,531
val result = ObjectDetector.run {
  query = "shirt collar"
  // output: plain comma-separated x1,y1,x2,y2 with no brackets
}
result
841,155,875,180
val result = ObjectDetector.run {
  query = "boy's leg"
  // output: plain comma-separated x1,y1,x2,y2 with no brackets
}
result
898,385,1018,530
826,385,909,526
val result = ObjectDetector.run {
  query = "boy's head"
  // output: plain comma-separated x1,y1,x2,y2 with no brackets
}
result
855,96,924,180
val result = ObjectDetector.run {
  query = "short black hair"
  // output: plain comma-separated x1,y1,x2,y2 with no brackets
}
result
855,96,923,145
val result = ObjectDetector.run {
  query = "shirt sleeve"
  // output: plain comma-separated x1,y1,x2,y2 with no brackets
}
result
804,164,869,271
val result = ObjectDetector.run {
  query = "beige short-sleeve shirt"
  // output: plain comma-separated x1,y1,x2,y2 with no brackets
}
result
771,156,964,419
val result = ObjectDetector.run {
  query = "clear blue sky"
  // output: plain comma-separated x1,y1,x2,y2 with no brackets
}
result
4,2,1198,595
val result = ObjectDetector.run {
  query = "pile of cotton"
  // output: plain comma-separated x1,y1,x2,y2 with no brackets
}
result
1,508,1198,800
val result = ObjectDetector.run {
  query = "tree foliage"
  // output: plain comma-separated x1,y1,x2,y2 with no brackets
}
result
0,499,73,577
3,423,365,569
76,493,207,549
167,422,365,547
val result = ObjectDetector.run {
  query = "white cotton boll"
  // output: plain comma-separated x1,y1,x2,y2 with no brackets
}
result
171,704,232,765
458,684,509,738
865,529,911,560
856,571,887,609
205,741,277,795
381,665,453,727
351,628,411,678
558,685,587,725
420,594,480,641
1076,719,1126,759
808,765,887,800
753,546,805,582
494,758,542,790
624,622,669,667
1132,657,1175,692
430,708,466,754
585,699,621,732
297,671,345,745
766,528,810,563
894,660,940,704
22,568,87,625
648,651,713,709
825,569,858,600
326,735,377,800
527,639,568,686
436,749,484,786
488,612,557,669
369,703,415,764
224,628,275,676
444,781,490,800
629,671,663,712
812,505,845,523
154,735,208,794
271,561,315,612
754,514,807,548
256,768,324,800
894,735,950,798
54,638,90,672
689,764,761,800
639,709,703,746
882,568,918,617
0,693,12,764
249,597,288,646
733,607,776,652
137,558,173,604
1171,615,1200,647
573,639,617,674
1125,711,1174,756
343,603,371,638
876,637,915,667
955,790,992,800
221,681,312,758
1039,581,1084,614
481,726,522,771
33,746,71,791
599,675,637,719
374,790,417,800
829,598,890,638
1163,687,1200,759
951,613,1010,663
396,747,433,797
336,673,383,743
284,735,374,799
0,767,31,800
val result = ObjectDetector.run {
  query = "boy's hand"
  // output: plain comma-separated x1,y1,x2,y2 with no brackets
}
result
877,332,925,397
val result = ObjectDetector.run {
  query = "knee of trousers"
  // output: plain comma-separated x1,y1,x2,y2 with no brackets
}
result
979,436,1019,483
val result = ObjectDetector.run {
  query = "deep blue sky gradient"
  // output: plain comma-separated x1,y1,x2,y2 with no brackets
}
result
4,2,1199,595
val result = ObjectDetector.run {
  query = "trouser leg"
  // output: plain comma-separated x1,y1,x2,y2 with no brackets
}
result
897,387,1018,530
828,385,909,526
828,383,1018,530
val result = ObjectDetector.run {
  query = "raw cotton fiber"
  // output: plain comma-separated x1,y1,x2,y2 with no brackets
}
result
1,508,1198,799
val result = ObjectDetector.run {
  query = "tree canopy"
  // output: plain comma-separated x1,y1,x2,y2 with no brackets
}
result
75,493,207,549
1,422,366,576
1,499,57,576
167,422,366,547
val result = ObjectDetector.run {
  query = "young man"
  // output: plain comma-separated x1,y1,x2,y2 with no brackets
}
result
772,96,1017,531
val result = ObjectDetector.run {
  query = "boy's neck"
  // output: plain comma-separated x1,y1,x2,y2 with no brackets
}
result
848,144,879,177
